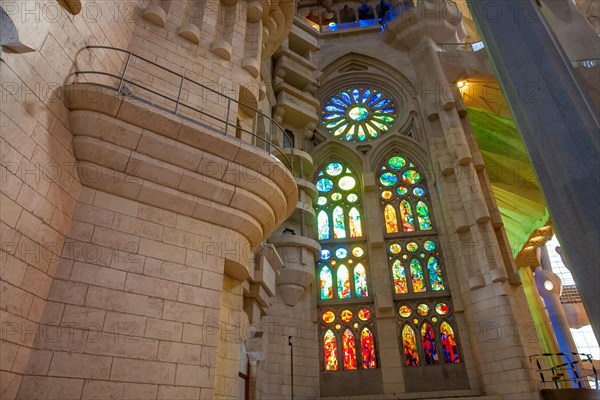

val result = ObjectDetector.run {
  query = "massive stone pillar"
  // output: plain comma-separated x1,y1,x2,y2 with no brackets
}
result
468,0,600,340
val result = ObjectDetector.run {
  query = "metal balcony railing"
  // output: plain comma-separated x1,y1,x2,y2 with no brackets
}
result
530,352,598,389
74,45,295,174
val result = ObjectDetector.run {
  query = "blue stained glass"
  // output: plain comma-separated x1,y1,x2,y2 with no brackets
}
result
325,162,343,176
332,97,347,108
368,92,382,106
413,187,426,197
341,91,353,105
345,125,355,141
361,89,371,103
379,172,398,187
335,247,348,259
357,126,366,141
326,120,344,129
376,107,395,113
372,99,391,108
321,249,331,260
324,113,344,120
424,240,436,251
352,88,360,103
316,178,334,192
325,105,344,112
427,257,445,291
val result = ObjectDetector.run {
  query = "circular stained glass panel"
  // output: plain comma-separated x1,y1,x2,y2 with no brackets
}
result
322,88,396,142
435,303,449,315
323,311,335,323
413,187,425,197
317,196,327,205
321,249,331,260
358,308,371,321
331,193,342,201
352,247,364,257
382,191,393,200
338,176,356,191
402,170,421,185
389,243,402,254
341,310,353,322
316,178,334,192
417,304,430,316
325,162,343,176
347,193,358,203
388,156,406,170
335,248,348,259
380,172,398,187
406,242,419,252
397,187,408,196
424,240,436,251
399,305,412,318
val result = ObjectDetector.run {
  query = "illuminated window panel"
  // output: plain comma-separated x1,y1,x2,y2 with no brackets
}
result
319,306,379,371
318,244,370,301
421,323,439,365
322,87,396,142
440,322,460,363
402,325,420,366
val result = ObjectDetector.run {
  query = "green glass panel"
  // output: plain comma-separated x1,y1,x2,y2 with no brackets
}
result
388,156,406,170
348,106,369,121
331,193,342,201
397,187,408,196
379,172,398,187
402,170,421,185
354,263,368,297
424,240,436,251
334,123,349,136
427,257,445,291
410,259,425,293
357,125,366,141
416,201,433,230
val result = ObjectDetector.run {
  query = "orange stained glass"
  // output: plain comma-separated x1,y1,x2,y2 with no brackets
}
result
361,328,377,369
402,325,420,366
441,322,460,363
324,330,339,371
341,309,353,323
342,329,357,370
349,207,363,238
337,265,351,299
384,204,399,233
322,311,335,323
399,200,415,232
358,308,371,321
392,259,408,294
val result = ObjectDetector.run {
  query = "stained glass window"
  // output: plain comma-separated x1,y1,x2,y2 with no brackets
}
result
320,306,378,371
337,265,351,299
320,266,333,300
397,302,461,366
319,244,369,301
402,325,419,366
342,329,357,370
322,87,396,142
379,154,462,369
354,264,368,297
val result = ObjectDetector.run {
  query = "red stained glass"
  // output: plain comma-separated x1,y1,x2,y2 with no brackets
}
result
441,322,460,363
324,330,339,371
342,329,357,370
402,325,419,366
361,328,377,369
341,310,353,323
421,323,439,365
358,308,371,321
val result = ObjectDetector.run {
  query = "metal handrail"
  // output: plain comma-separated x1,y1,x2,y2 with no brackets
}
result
75,45,296,174
529,352,598,389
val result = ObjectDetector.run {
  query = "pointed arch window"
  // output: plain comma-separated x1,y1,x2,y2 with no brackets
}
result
377,154,462,368
315,161,378,373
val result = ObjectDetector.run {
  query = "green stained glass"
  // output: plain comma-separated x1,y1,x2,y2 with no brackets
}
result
354,263,368,297
320,266,333,299
416,201,432,230
357,125,366,141
349,207,363,238
427,257,445,291
348,106,369,121
317,196,327,205
380,172,398,187
373,115,394,123
326,162,343,176
371,121,389,131
399,200,415,232
333,206,346,239
366,124,378,137
388,156,406,170
389,243,402,254
338,176,356,191
317,178,334,192
402,170,421,184
406,242,419,252
337,265,351,299
331,193,342,201
347,193,358,203
318,210,330,240
424,240,436,251
410,259,425,293
345,125,355,141
397,187,408,196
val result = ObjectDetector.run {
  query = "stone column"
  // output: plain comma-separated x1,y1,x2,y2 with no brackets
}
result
468,0,600,340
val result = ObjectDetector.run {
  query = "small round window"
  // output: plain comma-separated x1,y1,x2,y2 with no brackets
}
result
322,87,396,142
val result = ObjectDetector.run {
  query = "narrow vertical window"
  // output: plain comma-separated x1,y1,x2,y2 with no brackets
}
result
427,257,445,291
441,322,460,363
342,329,357,370
392,260,408,294
421,323,439,365
402,325,420,366
384,204,398,233
337,265,351,299
320,266,333,300
332,206,346,239
399,200,415,232
416,201,432,230
354,263,368,297
348,207,363,237
361,328,377,369
410,259,425,293
324,330,339,371
318,210,330,240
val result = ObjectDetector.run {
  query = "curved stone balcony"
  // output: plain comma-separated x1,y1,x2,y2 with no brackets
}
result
64,83,298,259
269,234,320,305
